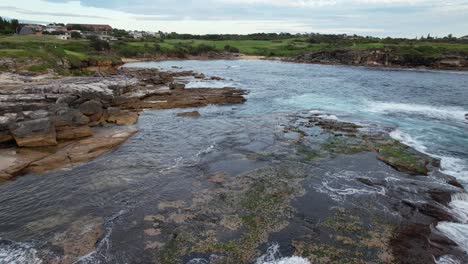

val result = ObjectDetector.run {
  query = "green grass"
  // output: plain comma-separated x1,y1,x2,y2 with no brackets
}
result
64,50,88,60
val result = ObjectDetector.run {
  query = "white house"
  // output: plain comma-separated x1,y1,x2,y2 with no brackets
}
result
56,32,71,40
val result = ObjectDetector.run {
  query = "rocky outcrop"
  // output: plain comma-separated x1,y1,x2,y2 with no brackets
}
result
293,49,468,70
169,82,185,90
177,111,201,117
0,67,246,179
11,117,57,147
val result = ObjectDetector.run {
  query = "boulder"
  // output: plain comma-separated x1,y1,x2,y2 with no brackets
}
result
24,110,49,120
194,73,205,79
52,106,90,127
169,82,186,90
11,117,57,147
210,76,224,80
0,132,13,144
56,95,78,105
79,100,103,117
106,108,139,125
176,111,201,118
56,126,93,140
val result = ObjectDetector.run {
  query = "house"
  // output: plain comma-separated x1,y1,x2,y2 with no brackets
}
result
44,25,67,33
24,24,44,32
18,26,35,35
460,35,468,40
56,32,71,40
129,31,144,39
101,35,118,41
66,24,113,32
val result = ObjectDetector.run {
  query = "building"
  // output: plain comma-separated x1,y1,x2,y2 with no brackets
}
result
18,26,35,35
56,32,71,40
44,25,67,33
23,24,44,32
66,24,113,32
461,35,468,40
129,31,144,39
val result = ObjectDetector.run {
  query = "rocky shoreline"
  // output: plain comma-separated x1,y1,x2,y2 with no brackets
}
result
0,68,246,181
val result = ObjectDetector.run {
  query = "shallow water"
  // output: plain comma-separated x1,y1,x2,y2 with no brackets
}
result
1,60,467,263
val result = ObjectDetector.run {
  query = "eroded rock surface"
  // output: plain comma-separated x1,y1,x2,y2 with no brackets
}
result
0,67,247,179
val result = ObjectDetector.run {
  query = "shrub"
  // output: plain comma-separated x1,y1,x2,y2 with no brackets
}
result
27,63,51,72
224,45,240,53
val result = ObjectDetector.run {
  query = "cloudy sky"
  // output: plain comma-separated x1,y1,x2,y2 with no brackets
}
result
1,0,468,37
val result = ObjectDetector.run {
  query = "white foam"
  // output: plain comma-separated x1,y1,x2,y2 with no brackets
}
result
448,193,468,224
390,129,468,180
255,243,310,264
436,222,468,253
316,114,339,121
0,240,42,264
367,101,467,122
436,255,462,264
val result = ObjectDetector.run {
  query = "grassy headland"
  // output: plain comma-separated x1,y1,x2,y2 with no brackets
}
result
1,34,468,74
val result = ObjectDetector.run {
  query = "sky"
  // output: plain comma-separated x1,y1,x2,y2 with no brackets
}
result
1,0,468,37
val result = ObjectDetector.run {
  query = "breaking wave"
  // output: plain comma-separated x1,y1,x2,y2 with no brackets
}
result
0,239,42,264
255,243,310,264
389,129,468,180
367,101,467,122
187,243,310,264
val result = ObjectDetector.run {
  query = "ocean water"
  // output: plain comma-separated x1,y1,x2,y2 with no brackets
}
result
129,60,468,182
0,60,467,263
128,60,468,263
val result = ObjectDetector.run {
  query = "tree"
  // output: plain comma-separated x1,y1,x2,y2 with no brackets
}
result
10,19,19,33
224,45,240,53
153,43,161,52
71,32,82,39
88,36,110,51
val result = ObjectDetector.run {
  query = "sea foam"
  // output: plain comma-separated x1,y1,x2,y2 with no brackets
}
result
367,101,467,122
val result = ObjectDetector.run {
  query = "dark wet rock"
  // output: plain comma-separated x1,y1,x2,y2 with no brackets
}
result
210,76,224,80
447,178,464,189
402,200,454,221
176,111,201,118
391,224,435,264
169,82,186,90
11,117,57,147
429,190,454,205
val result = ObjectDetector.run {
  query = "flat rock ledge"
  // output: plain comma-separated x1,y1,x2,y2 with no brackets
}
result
0,68,247,180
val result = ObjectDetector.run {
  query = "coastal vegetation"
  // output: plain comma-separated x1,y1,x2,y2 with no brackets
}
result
1,29,468,75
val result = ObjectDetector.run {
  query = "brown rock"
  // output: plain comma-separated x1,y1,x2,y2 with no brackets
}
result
11,117,57,147
56,126,93,140
194,73,205,79
169,82,186,90
0,132,13,144
51,217,103,264
106,108,139,125
79,100,103,116
28,128,137,173
176,111,201,118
